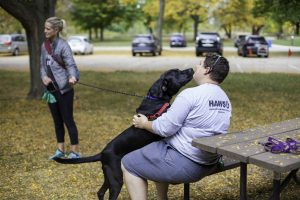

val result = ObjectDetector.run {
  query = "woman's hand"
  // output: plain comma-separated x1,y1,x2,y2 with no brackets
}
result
69,76,77,85
42,76,52,86
132,114,148,129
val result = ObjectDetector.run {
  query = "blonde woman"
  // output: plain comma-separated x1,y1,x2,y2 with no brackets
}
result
40,17,80,159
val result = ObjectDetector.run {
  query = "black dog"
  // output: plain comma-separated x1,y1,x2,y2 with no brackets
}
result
53,68,194,200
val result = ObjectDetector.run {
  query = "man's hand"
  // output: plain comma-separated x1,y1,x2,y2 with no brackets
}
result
42,76,52,86
69,76,77,85
132,114,148,129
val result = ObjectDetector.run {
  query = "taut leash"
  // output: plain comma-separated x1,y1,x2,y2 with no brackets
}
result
77,82,145,99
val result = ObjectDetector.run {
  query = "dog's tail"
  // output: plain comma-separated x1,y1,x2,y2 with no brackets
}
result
52,153,102,164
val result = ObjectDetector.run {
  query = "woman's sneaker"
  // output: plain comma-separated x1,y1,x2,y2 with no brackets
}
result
49,149,65,160
68,151,81,159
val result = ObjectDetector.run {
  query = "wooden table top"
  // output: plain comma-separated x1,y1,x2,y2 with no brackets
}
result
192,118,300,173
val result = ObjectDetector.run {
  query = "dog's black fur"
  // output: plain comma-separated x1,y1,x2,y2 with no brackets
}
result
53,68,194,200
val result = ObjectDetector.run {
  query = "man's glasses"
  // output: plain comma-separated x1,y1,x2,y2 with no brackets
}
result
207,55,223,74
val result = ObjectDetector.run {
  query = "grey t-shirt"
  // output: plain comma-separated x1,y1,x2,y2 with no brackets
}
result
152,83,232,165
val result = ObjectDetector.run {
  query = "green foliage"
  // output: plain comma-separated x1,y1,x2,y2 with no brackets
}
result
0,8,23,34
0,70,300,199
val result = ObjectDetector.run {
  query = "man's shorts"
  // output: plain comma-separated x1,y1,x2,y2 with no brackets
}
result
121,140,217,184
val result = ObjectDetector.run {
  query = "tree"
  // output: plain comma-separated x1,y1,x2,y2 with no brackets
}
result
163,0,190,33
214,0,249,38
186,0,217,41
254,0,300,36
0,0,56,99
157,0,165,48
71,0,123,41
0,8,23,34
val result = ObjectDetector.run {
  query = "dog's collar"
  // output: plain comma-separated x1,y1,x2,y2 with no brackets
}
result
147,102,170,120
145,94,159,100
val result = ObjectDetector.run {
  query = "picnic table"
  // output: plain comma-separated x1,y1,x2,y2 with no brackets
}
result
192,117,300,200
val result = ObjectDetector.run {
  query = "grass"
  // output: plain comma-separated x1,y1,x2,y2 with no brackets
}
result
0,70,300,200
272,36,300,46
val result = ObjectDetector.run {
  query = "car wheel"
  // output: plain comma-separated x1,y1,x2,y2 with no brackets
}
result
196,51,201,57
13,48,20,56
152,51,156,56
238,49,242,56
158,51,161,56
132,52,136,56
242,49,247,57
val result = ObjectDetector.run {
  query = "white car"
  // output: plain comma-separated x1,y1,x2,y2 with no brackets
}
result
67,36,93,55
0,34,28,56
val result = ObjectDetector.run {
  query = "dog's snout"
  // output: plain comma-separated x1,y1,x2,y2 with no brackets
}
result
187,68,194,74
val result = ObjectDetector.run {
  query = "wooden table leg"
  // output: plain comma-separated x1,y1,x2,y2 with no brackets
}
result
183,183,189,200
240,163,247,200
270,172,281,200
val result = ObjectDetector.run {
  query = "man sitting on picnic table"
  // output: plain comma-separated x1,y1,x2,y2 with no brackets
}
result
121,53,232,200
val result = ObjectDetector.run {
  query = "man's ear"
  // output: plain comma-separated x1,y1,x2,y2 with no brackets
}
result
204,67,211,75
161,79,168,92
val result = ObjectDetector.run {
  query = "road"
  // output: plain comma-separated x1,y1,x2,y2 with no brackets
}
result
0,45,300,74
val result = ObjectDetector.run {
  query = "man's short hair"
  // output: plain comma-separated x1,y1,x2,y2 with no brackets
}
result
203,53,230,83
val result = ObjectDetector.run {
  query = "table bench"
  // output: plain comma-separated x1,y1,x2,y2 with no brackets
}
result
183,156,240,200
184,117,300,200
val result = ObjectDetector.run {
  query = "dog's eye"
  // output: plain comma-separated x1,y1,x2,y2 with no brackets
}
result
161,80,168,91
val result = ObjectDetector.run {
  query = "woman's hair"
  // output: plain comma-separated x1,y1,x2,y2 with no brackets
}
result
203,53,230,83
45,17,66,36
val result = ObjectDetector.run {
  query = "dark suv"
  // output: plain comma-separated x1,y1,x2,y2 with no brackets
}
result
234,34,247,48
237,35,269,58
195,32,223,56
132,34,162,56
0,34,28,56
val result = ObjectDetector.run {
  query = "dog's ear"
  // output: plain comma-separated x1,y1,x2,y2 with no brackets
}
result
161,79,168,92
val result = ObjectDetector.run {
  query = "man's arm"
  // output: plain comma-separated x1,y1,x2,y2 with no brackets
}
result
132,114,154,133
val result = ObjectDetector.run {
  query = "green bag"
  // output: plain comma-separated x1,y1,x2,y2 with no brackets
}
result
42,90,57,103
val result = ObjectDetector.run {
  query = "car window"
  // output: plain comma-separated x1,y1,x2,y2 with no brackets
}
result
15,36,25,42
248,37,266,44
133,36,152,43
199,34,218,39
83,38,90,43
68,38,82,43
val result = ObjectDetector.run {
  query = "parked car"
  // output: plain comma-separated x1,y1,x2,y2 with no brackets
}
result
132,34,162,56
237,35,269,58
195,32,223,56
0,34,28,56
169,33,187,47
234,34,247,48
67,36,93,55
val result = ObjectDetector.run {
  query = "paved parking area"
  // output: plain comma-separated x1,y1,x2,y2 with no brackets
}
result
0,45,300,74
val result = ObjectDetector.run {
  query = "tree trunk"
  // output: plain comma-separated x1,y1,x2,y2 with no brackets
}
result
252,25,264,35
295,22,299,35
157,0,165,48
89,29,92,40
191,15,199,41
223,25,232,39
100,27,104,41
0,0,56,99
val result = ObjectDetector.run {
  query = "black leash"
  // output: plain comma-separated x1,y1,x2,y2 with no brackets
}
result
77,82,145,99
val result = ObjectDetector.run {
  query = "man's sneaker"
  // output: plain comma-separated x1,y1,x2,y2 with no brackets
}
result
49,149,65,160
68,151,81,159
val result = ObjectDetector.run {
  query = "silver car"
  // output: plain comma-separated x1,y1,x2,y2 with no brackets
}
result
67,36,93,55
0,34,28,56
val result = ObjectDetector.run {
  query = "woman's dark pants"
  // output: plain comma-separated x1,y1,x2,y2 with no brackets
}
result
48,89,79,145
